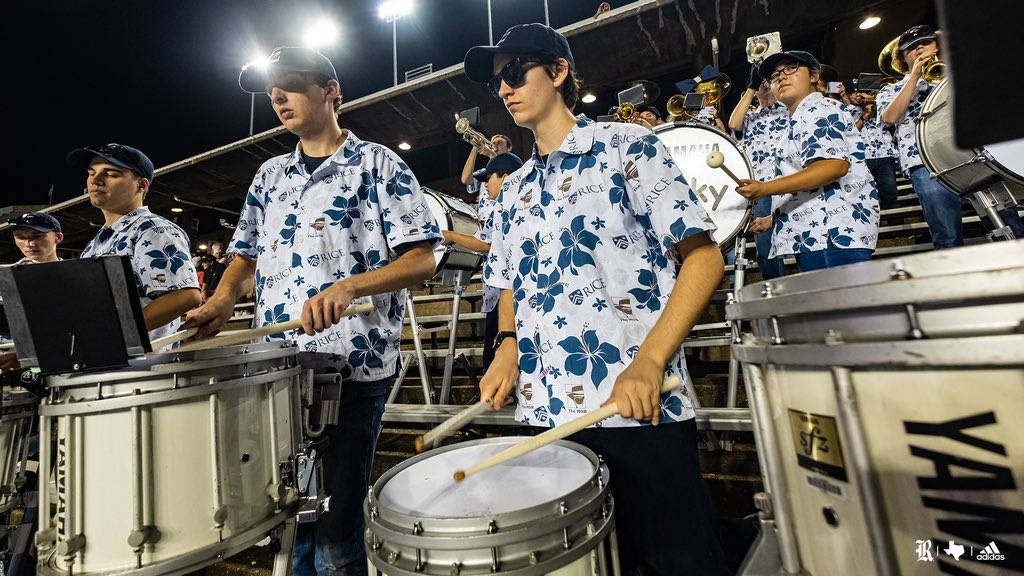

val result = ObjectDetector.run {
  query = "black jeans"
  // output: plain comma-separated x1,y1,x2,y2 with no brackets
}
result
568,420,730,576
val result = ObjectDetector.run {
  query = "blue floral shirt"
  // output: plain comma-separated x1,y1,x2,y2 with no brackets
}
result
80,207,199,343
484,116,715,428
770,92,880,258
876,77,931,172
741,102,789,181
474,194,501,314
228,131,441,381
860,113,896,160
694,105,718,125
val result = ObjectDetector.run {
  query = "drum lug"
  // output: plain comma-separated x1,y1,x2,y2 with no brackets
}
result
760,281,776,298
127,525,161,549
56,533,86,557
412,521,423,535
370,504,379,519
824,329,844,345
888,260,911,280
450,561,463,575
769,316,785,345
753,492,773,516
213,505,229,528
34,527,57,549
529,551,539,565
557,501,569,516
386,550,400,564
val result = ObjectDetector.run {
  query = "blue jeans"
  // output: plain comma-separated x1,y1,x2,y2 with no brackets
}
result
794,242,872,273
908,165,963,249
866,157,899,211
292,376,391,576
752,197,784,279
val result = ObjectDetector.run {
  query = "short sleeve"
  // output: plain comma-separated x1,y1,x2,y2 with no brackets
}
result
375,153,442,258
796,107,855,168
229,171,266,259
135,223,199,299
482,183,513,290
619,129,716,257
473,200,496,244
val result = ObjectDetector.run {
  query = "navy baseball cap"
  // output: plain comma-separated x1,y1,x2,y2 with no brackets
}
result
8,212,61,233
473,153,524,182
239,46,339,93
67,143,155,181
640,105,661,119
899,25,937,52
675,65,719,94
464,23,574,83
759,50,821,80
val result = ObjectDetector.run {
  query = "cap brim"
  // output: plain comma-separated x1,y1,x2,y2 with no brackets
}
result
472,167,491,182
899,35,936,51
464,46,503,83
11,224,57,233
66,148,137,174
239,64,271,93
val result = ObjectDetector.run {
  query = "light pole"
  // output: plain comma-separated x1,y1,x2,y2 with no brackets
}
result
378,0,413,86
242,54,269,136
487,0,493,44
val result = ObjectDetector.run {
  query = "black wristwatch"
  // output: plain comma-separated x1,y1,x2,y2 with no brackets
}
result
493,331,517,348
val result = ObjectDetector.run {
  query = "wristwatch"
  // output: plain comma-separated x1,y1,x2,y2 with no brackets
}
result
493,331,517,348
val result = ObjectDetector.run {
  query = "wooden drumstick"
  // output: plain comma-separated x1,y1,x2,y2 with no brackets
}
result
0,342,14,351
150,327,198,351
454,376,681,482
174,302,375,353
706,151,744,186
415,398,492,453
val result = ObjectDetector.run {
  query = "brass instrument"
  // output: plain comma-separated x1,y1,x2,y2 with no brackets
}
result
878,34,944,85
745,32,782,64
921,56,944,84
455,115,497,155
695,74,731,107
614,102,638,122
666,94,686,118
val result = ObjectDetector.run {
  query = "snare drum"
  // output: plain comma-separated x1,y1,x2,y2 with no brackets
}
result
0,390,37,514
364,438,618,575
918,77,1024,195
654,122,753,247
727,241,1024,576
36,341,303,576
423,188,483,275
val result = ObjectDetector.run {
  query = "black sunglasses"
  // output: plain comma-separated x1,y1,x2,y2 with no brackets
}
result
265,72,329,96
488,57,549,98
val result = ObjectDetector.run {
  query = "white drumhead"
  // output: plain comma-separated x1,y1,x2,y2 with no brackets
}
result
985,138,1024,184
654,123,752,246
378,441,594,518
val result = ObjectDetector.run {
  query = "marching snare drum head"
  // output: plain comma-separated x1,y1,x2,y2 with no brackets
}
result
378,440,595,518
985,138,1024,184
654,122,752,247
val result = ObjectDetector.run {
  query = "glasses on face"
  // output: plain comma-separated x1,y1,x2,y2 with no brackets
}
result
488,57,548,98
265,73,324,96
769,63,802,85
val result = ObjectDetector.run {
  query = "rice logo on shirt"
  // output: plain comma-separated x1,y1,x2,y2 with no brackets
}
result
567,384,585,405
308,217,326,237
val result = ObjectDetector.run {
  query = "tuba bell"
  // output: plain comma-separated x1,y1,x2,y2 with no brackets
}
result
695,73,731,107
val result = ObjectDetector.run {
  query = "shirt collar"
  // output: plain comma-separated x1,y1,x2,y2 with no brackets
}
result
103,206,152,235
793,91,825,116
525,114,596,174
284,129,367,175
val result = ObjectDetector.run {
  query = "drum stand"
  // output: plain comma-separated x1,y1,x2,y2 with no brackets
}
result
719,235,749,452
965,184,1018,241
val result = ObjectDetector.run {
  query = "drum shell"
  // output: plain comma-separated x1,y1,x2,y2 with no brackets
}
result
653,122,753,248
364,437,615,575
0,392,37,514
728,242,1024,575
917,78,1024,195
423,188,483,274
39,342,303,576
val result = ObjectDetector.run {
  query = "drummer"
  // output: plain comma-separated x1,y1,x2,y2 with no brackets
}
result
443,152,522,369
736,50,880,272
463,24,729,575
68,144,202,342
182,46,440,576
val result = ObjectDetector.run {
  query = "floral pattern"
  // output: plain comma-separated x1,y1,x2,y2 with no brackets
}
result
876,77,932,172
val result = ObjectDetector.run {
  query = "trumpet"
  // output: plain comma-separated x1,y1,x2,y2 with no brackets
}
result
921,55,944,84
666,94,686,118
878,34,944,85
614,102,638,122
455,116,497,156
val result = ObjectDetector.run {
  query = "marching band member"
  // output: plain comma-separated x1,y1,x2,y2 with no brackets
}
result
68,144,202,341
183,46,439,576
460,132,511,213
737,50,880,272
8,212,63,265
728,67,787,279
851,90,900,212
443,152,523,369
463,24,729,575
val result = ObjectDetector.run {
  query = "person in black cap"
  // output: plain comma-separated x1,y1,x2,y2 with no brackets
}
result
735,50,879,273
184,45,440,576
446,152,522,369
465,23,729,576
8,212,63,264
68,143,201,345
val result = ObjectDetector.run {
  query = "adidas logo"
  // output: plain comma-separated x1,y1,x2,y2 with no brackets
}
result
976,541,1005,561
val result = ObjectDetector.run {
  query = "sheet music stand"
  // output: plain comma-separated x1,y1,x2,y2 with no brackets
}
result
0,256,149,375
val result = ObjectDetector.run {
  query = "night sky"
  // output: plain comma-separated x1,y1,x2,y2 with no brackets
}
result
10,0,634,207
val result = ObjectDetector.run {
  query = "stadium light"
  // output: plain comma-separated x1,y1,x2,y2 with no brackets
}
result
581,92,597,104
242,52,270,136
398,142,412,150
379,1,413,86
859,16,881,30
305,18,339,48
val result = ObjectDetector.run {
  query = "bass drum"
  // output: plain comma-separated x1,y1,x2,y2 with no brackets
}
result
654,122,753,247
422,188,483,276
917,77,1024,195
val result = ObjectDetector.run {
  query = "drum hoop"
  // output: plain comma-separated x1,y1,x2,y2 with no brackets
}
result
423,188,485,274
653,122,754,248
370,437,603,528
733,334,1024,367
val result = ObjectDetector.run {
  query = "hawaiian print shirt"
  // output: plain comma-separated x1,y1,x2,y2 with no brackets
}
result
860,113,896,160
484,115,715,428
229,131,441,381
80,207,199,342
876,77,931,172
468,181,485,214
742,102,789,181
770,92,880,258
474,194,500,314
694,105,718,125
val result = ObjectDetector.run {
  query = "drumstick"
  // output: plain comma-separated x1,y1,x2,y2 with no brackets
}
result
0,342,14,351
454,376,681,482
174,302,375,353
415,398,492,453
706,151,744,186
150,327,198,351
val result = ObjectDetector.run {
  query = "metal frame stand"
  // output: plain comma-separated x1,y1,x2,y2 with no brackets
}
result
966,185,1018,241
270,517,297,576
721,235,749,452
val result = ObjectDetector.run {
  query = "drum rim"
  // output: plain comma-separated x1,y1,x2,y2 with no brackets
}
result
422,188,483,274
653,121,753,248
369,436,604,526
917,78,1024,192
